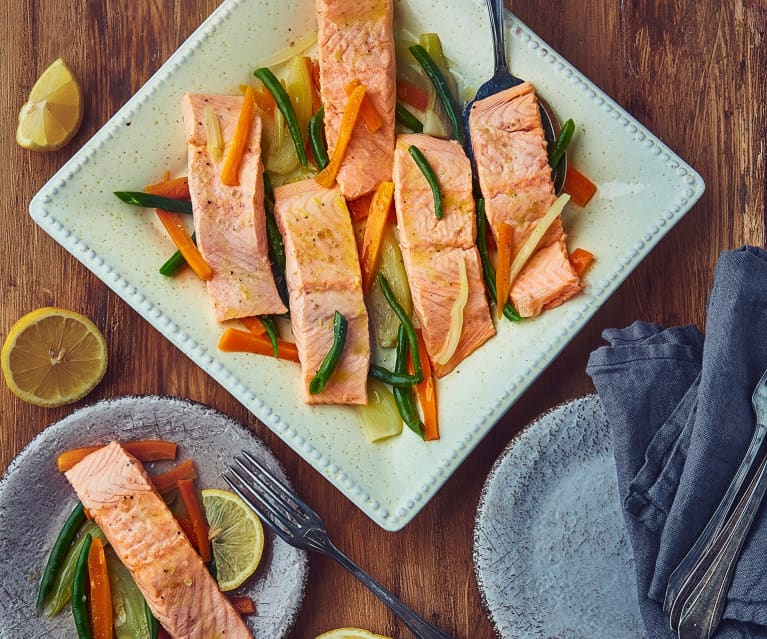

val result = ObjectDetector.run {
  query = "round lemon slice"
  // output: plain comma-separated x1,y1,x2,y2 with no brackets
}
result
315,629,392,639
201,488,265,591
1,307,107,407
16,58,83,151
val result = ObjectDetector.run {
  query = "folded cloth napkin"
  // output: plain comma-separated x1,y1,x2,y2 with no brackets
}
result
586,246,767,639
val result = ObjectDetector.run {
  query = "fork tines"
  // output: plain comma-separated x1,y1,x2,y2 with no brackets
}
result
224,451,315,543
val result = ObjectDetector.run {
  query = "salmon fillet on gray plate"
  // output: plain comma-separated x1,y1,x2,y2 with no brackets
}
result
468,82,583,318
393,133,495,378
316,0,396,200
273,178,370,404
183,93,287,322
65,441,252,639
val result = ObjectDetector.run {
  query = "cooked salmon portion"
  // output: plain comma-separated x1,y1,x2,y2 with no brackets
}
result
317,0,396,199
468,82,583,317
393,134,495,377
183,93,287,321
273,179,370,404
65,442,251,639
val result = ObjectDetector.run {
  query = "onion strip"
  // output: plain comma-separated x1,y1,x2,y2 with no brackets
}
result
435,255,468,365
203,107,223,162
253,31,317,69
508,194,571,287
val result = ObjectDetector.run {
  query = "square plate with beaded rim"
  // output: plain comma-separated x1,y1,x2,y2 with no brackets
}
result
28,0,704,531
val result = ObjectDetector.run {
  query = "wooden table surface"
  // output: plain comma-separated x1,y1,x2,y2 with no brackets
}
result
1,1,765,637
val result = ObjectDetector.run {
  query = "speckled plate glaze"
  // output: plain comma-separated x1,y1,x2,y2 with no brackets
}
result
474,395,645,638
28,0,704,530
0,396,307,639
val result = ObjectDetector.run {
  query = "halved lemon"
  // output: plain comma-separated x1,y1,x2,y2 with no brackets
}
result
315,629,392,639
16,58,83,151
201,488,265,591
1,308,107,407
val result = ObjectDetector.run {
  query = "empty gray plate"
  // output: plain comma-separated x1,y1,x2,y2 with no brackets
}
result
0,395,307,638
473,394,645,638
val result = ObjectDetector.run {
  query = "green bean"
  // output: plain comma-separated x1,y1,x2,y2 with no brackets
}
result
369,365,421,388
258,315,280,357
71,533,92,639
37,502,86,613
159,232,196,277
263,173,289,310
263,171,275,203
253,67,308,168
377,273,423,382
145,601,159,639
476,199,522,322
395,103,423,133
408,145,443,219
113,191,193,214
548,118,575,170
309,105,329,170
408,44,464,144
310,311,348,394
393,323,424,437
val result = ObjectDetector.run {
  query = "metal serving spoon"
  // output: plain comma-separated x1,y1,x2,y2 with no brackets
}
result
462,0,565,190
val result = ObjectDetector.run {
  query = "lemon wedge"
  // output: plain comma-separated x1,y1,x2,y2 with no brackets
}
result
16,58,83,151
1,308,107,407
201,488,265,591
315,629,392,639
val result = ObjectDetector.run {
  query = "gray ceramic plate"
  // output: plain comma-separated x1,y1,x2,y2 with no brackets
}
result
0,395,308,638
473,395,645,638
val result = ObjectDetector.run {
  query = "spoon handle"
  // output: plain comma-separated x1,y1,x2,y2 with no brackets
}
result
486,0,509,72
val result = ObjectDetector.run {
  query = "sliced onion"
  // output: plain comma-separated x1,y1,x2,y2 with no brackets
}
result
203,106,223,162
508,193,571,287
356,379,403,442
435,255,468,365
254,31,317,69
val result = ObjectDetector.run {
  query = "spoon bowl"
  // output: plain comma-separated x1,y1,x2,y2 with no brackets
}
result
463,0,565,191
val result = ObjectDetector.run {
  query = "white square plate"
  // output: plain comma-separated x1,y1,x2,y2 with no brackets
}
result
29,0,704,530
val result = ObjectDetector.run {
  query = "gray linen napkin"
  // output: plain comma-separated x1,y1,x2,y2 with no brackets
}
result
586,246,767,638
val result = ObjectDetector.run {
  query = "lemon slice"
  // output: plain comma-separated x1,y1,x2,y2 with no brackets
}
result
315,629,392,639
201,488,265,591
1,308,107,408
16,58,83,151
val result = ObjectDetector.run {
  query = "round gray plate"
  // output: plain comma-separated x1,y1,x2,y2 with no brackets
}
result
473,395,645,639
0,395,308,639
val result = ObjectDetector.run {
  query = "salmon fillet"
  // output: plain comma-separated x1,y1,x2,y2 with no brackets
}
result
183,93,287,321
273,179,370,404
64,442,251,639
393,134,495,377
468,82,582,317
317,0,396,199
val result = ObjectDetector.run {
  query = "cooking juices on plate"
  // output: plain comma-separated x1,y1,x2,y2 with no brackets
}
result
115,0,596,443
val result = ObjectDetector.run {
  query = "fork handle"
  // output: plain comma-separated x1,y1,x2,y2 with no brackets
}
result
325,541,454,639
486,0,509,72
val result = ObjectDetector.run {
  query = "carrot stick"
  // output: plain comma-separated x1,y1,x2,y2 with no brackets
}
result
347,193,374,222
240,316,268,337
57,440,178,472
144,177,191,200
345,79,382,133
177,479,211,563
252,83,276,115
155,209,213,281
562,166,597,207
218,328,301,363
495,222,514,319
397,80,429,111
151,459,197,494
570,247,594,277
360,181,395,292
175,516,199,550
408,329,439,441
229,595,257,615
88,538,113,639
315,85,367,188
221,86,256,186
